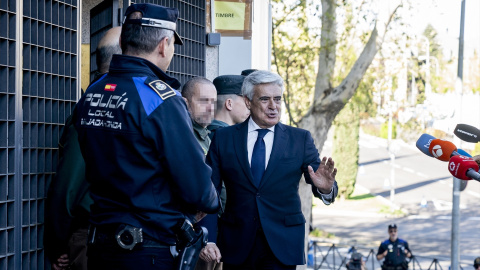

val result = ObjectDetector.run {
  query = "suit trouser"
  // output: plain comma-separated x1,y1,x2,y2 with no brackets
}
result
67,227,88,270
195,260,223,270
222,229,296,270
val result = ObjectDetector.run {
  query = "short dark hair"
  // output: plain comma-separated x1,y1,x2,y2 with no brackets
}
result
96,44,121,74
181,77,213,101
121,11,173,55
216,94,239,112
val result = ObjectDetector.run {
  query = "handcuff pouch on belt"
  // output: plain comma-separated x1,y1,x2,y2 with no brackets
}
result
87,224,144,250
173,219,209,270
116,224,143,250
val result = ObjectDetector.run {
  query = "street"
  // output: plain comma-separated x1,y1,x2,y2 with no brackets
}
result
312,132,480,269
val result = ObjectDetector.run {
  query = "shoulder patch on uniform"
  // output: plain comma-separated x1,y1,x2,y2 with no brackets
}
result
147,80,176,100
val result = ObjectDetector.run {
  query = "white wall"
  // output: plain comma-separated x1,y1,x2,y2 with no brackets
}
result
219,37,252,75
218,0,271,75
251,0,271,71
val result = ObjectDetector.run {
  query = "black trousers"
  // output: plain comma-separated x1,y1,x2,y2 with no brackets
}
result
87,226,175,270
223,229,296,270
87,243,174,270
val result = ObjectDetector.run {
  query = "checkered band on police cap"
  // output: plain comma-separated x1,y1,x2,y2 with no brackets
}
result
123,3,183,45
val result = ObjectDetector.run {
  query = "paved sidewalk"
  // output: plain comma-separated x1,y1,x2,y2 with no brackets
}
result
311,185,477,269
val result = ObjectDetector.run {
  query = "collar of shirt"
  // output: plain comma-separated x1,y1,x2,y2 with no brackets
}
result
247,118,275,167
109,54,181,90
207,119,229,132
192,120,210,141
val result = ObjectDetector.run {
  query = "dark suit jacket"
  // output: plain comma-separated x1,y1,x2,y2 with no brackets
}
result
206,119,338,266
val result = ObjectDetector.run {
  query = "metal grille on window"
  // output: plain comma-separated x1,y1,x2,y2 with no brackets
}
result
0,0,79,269
125,0,206,85
0,0,17,269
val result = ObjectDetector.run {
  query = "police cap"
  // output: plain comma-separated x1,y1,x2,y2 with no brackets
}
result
241,69,258,76
213,75,245,96
474,257,480,267
123,3,183,45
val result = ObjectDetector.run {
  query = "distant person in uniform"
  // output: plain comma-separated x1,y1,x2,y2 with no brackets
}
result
181,77,217,155
181,78,222,270
73,3,219,270
474,257,480,269
377,224,412,270
44,26,121,270
207,75,250,139
346,251,367,270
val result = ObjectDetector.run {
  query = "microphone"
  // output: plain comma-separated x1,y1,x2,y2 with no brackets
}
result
454,124,480,143
416,134,436,157
428,139,458,161
416,135,473,160
456,149,471,191
456,148,472,158
448,155,480,181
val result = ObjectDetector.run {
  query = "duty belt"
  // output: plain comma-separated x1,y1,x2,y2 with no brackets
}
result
87,223,172,250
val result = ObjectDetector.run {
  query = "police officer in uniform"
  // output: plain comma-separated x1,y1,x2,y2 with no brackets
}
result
377,224,412,270
73,3,220,270
474,257,480,270
45,26,122,270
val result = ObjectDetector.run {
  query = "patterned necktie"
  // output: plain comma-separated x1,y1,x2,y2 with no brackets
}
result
251,129,269,187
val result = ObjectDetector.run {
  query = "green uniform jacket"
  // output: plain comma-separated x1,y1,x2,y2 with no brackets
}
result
207,119,229,140
44,113,93,262
192,120,211,156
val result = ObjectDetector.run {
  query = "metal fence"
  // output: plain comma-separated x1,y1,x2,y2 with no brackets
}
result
308,240,470,270
0,0,79,269
0,0,209,269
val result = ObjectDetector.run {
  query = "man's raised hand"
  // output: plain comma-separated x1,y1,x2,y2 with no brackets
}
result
308,157,337,194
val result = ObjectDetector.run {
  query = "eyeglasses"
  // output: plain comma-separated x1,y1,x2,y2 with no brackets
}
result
388,230,397,233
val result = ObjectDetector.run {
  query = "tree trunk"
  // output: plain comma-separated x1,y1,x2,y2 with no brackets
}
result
296,0,401,266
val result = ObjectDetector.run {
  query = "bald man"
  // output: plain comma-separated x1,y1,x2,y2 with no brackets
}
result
95,26,122,77
44,27,122,270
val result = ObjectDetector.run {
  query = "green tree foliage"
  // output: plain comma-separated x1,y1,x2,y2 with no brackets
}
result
467,50,480,93
333,73,377,198
410,24,451,97
332,101,359,198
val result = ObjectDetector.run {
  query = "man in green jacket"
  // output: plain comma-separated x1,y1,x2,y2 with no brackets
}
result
182,77,217,156
44,26,121,270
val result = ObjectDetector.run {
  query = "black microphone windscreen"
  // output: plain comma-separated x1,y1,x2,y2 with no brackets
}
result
454,124,480,143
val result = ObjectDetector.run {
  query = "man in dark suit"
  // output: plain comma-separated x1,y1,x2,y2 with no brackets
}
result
205,70,338,269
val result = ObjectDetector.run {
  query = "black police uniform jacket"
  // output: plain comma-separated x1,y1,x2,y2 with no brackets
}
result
378,238,411,267
73,54,220,245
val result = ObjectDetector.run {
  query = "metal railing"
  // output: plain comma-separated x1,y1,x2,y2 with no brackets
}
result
308,240,467,270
